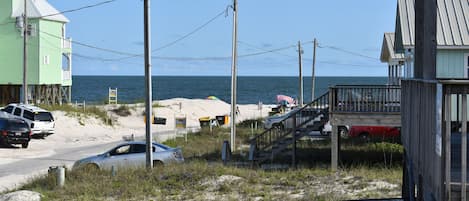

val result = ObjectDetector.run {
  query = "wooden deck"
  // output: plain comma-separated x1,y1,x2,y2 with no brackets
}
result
328,85,402,171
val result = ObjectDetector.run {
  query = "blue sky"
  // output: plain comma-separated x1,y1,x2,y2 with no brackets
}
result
48,0,397,76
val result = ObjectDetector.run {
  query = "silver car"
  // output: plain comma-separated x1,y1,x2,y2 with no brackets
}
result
73,141,184,170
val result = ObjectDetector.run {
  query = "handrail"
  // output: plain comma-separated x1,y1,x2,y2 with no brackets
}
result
329,85,401,113
250,91,329,153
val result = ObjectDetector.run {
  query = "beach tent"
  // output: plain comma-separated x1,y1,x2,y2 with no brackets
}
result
276,95,294,105
207,96,219,100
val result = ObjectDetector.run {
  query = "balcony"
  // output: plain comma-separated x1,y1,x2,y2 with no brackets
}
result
62,70,71,81
62,37,72,53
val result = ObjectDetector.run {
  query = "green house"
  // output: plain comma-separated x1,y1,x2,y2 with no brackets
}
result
0,0,72,104
381,0,469,82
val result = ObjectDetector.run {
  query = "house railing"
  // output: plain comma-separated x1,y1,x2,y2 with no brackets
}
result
63,38,72,49
329,85,401,113
62,70,71,81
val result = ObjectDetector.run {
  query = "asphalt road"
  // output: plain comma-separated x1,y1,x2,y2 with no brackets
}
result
0,141,121,192
0,128,192,192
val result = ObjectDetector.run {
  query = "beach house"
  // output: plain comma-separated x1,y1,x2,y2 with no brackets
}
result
0,0,72,105
384,0,469,199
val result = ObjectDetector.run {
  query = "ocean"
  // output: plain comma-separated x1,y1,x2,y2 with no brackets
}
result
71,76,387,104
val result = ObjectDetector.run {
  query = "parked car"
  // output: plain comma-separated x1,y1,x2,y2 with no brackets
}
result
263,107,327,132
73,141,184,170
1,104,55,137
320,121,349,137
348,126,400,139
0,118,31,148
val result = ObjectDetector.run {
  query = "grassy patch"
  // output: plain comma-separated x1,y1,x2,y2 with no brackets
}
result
39,104,113,126
111,105,132,117
17,120,403,200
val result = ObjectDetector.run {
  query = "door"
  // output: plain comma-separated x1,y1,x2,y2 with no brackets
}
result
101,144,132,169
127,144,147,168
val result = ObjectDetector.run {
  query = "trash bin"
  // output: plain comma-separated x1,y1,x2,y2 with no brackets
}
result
199,116,211,128
216,115,229,125
153,117,166,125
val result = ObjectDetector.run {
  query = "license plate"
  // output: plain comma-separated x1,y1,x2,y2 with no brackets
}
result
15,132,21,136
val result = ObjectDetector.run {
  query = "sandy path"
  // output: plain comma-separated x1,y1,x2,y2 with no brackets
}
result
0,98,273,192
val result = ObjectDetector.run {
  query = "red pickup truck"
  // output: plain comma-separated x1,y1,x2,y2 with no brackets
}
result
348,126,400,139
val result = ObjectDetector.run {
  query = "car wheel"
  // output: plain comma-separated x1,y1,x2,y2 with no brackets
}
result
153,160,164,167
83,163,100,171
359,132,369,142
339,127,348,138
319,126,328,136
21,142,29,148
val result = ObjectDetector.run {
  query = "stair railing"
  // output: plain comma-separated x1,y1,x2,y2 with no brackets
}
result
250,92,329,155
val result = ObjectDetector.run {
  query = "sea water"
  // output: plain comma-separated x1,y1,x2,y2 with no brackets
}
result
72,76,386,104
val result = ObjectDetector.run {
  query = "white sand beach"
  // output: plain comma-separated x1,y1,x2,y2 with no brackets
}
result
0,98,274,192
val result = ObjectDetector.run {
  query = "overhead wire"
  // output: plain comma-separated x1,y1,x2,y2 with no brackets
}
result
111,8,230,61
318,44,379,61
39,0,118,18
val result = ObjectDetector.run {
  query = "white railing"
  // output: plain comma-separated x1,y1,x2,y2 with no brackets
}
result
63,38,72,49
62,70,71,81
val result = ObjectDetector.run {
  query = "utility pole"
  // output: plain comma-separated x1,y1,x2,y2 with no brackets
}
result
22,0,28,104
230,0,238,152
144,0,153,169
297,41,303,107
311,38,317,101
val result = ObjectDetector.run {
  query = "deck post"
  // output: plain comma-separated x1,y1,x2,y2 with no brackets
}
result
462,94,467,201
444,92,451,200
331,124,338,171
292,114,297,169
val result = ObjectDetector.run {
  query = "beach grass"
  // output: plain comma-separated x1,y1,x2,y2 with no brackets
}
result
39,104,113,126
17,126,403,200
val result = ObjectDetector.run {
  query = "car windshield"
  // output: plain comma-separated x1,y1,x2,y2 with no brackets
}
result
34,112,54,122
8,121,29,131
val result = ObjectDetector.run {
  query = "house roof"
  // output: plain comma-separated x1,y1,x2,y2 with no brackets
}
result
11,0,69,23
380,32,405,63
397,0,469,48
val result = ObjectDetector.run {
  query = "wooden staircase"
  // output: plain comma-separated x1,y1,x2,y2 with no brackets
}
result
249,92,329,164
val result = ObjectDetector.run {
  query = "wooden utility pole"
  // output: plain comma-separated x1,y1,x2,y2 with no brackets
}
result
23,0,28,104
230,0,238,152
144,0,153,169
297,41,303,106
311,38,317,101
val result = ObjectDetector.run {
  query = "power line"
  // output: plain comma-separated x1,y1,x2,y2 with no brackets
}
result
111,8,229,61
40,0,118,18
318,44,379,61
40,31,140,57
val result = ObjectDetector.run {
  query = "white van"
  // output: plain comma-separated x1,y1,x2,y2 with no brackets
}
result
1,104,55,137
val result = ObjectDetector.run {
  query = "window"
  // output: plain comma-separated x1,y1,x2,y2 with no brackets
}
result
131,144,146,154
110,145,131,156
466,54,469,79
43,55,50,65
13,108,22,116
23,110,34,120
34,112,54,121
2,106,14,113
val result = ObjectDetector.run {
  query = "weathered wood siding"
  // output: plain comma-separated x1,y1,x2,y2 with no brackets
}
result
401,80,442,200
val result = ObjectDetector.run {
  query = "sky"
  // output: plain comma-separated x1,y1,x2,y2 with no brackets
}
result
48,0,398,76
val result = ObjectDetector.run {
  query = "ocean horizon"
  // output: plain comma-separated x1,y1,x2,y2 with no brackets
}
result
71,76,387,104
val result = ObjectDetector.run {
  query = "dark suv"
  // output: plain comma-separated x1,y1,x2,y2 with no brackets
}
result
0,118,31,148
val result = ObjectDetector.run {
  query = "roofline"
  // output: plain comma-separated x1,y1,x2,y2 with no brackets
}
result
403,45,469,50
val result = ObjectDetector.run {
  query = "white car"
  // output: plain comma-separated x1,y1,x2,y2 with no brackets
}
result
320,121,349,137
263,108,325,130
1,104,55,137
